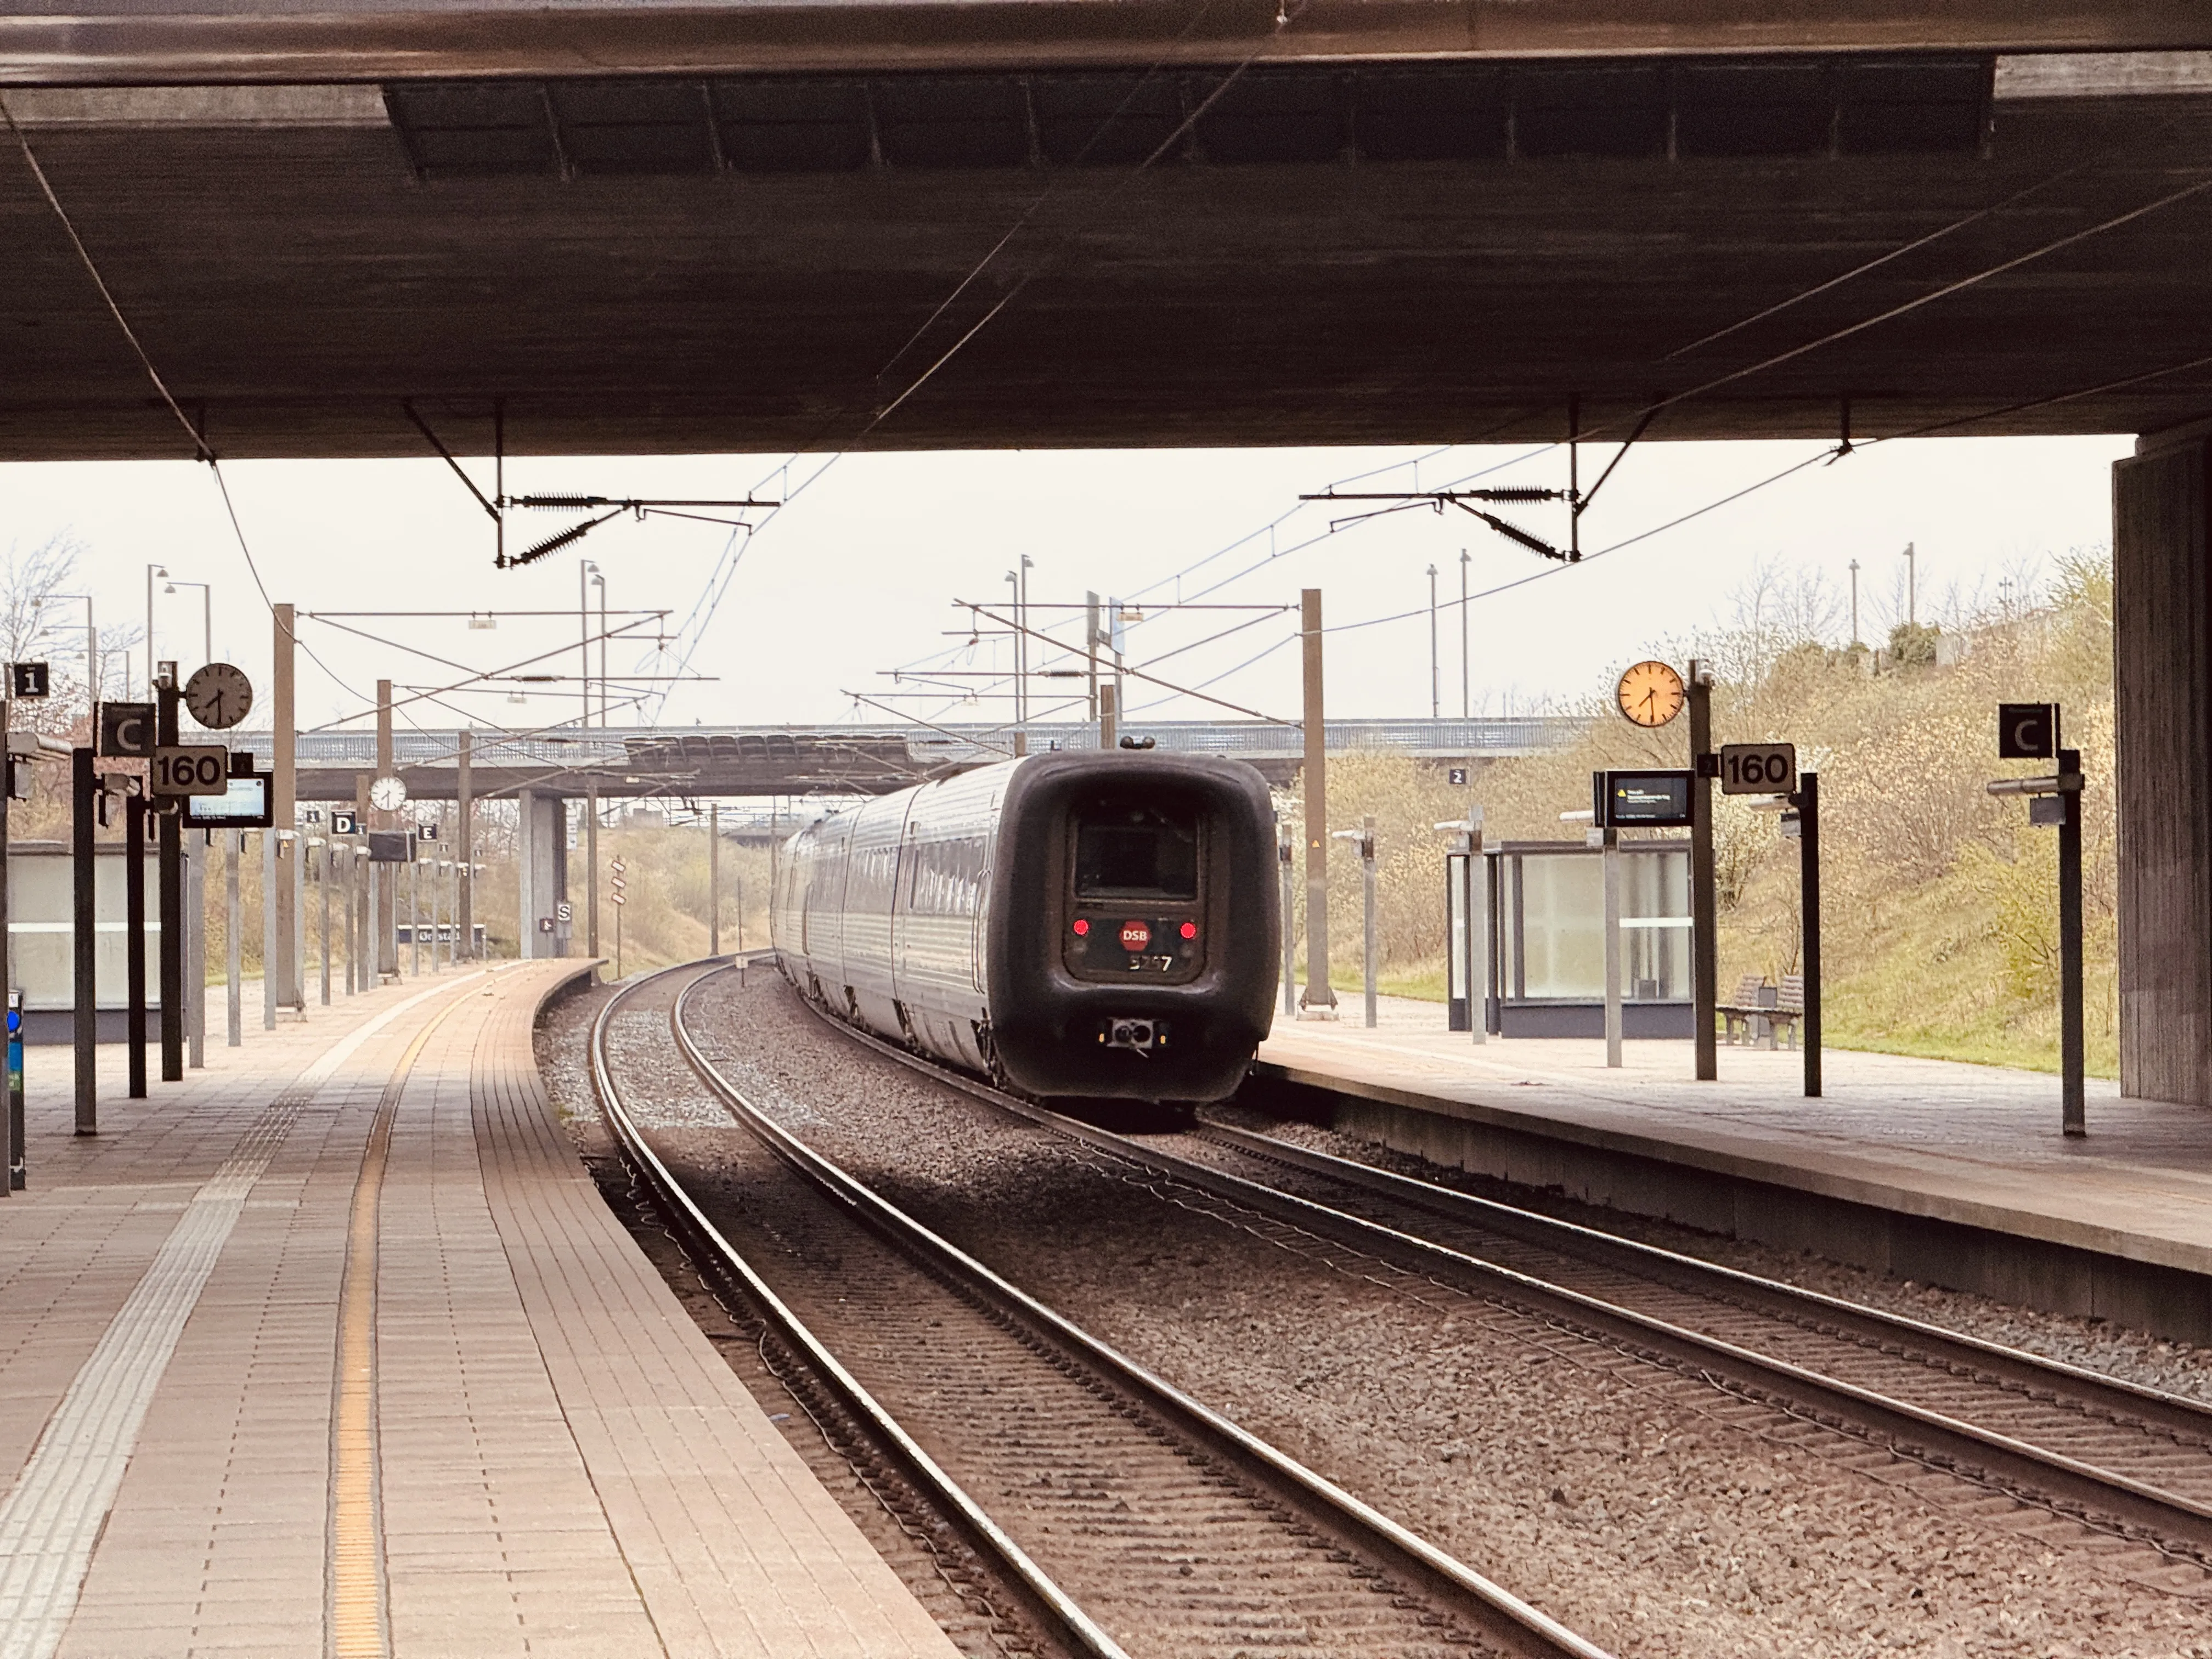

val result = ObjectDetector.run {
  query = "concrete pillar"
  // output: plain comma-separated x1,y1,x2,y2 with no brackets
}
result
517,789,568,960
272,602,298,1009
2114,427,2212,1103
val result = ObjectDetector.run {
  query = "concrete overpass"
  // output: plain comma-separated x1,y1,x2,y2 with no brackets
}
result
7,16,2212,456
228,714,1583,802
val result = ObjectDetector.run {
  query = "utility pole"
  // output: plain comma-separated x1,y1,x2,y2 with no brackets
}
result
1459,549,1471,719
273,602,297,1013
1099,682,1118,752
1689,659,1718,1081
1848,558,1862,648
1085,591,1101,724
586,778,600,958
1427,564,1440,720
456,730,472,961
376,680,396,980
1278,825,1297,1018
1904,541,1917,628
579,560,599,730
709,802,721,956
1299,588,1336,1014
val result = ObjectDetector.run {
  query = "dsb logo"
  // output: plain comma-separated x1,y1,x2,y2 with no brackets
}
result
1119,921,1152,951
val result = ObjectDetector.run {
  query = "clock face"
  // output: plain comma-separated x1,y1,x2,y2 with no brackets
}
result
370,776,408,811
1616,659,1686,729
183,662,253,731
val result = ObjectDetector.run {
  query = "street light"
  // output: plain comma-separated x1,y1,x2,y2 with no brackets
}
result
36,594,95,706
145,565,167,693
165,580,212,668
578,560,600,730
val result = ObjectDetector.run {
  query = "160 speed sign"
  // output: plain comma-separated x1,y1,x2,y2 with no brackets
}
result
151,745,230,796
1718,742,1797,796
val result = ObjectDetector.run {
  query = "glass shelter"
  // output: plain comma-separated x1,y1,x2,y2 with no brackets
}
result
1483,839,1692,1037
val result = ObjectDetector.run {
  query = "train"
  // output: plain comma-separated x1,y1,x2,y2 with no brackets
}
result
771,751,1280,1103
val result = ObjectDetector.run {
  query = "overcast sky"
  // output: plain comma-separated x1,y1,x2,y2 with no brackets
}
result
0,430,2129,739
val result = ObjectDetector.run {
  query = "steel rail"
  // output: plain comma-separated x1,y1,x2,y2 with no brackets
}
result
672,967,1616,1659
798,997,2212,1560
1195,1117,2212,1440
588,964,1132,1659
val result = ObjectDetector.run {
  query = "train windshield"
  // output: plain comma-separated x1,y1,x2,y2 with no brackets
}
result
1074,802,1200,900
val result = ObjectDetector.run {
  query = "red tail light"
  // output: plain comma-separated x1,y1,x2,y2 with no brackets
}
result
1072,918,1090,936
1180,922,1198,940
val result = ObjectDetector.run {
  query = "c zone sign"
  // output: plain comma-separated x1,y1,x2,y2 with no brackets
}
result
150,746,229,796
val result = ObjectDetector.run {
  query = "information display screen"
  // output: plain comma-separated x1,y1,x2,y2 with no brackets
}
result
183,774,273,828
1602,770,1694,829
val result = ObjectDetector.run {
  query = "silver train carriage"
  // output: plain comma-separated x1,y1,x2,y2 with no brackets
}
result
771,751,1279,1102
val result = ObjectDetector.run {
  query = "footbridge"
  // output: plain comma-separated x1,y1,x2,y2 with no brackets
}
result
229,715,1582,804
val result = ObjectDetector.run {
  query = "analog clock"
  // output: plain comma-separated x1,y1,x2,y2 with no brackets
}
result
1615,659,1686,729
182,662,253,731
370,775,408,812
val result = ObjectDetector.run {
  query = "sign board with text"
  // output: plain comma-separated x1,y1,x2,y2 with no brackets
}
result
1999,702,2059,760
1718,742,1797,796
1598,769,1695,829
98,702,156,759
150,746,228,796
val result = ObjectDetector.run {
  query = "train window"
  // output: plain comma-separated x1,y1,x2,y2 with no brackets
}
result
1074,803,1199,900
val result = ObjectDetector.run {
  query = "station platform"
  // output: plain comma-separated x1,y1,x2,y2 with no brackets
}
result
1251,997,2212,1345
0,961,957,1659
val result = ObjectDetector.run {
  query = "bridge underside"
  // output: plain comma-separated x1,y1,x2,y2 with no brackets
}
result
6,52,2212,458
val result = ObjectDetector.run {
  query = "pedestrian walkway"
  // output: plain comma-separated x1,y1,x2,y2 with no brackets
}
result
1255,996,2212,1341
0,961,958,1659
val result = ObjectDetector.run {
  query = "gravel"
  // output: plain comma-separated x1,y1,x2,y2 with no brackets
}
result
680,969,2212,1659
1209,1107,2212,1410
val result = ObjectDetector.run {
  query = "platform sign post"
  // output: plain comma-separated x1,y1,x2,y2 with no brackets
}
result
155,673,185,1083
1331,819,1378,1027
1989,704,2084,1136
1688,662,1718,1082
126,789,147,1100
7,990,22,1190
1793,773,1821,1099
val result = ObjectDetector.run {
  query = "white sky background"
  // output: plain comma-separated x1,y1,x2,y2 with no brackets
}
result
0,431,2130,737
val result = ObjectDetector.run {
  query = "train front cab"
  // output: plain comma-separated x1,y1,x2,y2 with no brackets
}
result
988,753,1277,1103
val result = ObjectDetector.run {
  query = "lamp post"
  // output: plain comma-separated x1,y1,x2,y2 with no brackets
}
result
592,568,607,729
37,595,95,706
1459,548,1471,719
145,565,167,693
165,579,212,668
578,559,599,730
1426,564,1439,720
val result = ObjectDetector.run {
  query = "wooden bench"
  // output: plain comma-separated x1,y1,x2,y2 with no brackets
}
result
1719,974,1804,1048
1717,974,1771,1046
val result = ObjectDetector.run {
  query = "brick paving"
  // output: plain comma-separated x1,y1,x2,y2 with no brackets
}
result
1260,995,2212,1274
0,962,957,1659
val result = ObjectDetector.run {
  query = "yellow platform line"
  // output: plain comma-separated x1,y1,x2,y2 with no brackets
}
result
329,985,481,1659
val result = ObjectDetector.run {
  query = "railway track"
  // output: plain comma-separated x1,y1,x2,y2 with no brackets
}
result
593,961,1613,1659
781,979,2212,1578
